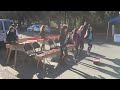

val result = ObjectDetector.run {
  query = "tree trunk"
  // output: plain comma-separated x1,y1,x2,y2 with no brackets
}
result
64,11,67,24
18,19,21,30
47,19,50,27
58,11,61,30
27,18,31,26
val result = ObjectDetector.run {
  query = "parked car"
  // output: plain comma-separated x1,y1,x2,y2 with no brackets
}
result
27,25,40,32
0,19,13,42
27,24,51,34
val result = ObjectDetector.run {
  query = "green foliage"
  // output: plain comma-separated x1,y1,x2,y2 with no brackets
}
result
0,11,119,31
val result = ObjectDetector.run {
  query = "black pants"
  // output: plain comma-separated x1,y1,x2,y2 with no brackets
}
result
41,38,46,51
87,39,92,53
80,40,84,51
78,40,84,55
74,46,79,59
41,44,45,51
60,46,68,60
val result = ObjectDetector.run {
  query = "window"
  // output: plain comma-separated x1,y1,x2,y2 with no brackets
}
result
0,21,3,31
4,20,13,30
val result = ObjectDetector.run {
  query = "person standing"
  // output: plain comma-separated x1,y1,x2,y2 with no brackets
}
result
6,26,18,43
72,28,80,60
11,24,19,36
6,26,19,61
84,25,94,55
59,25,68,64
77,21,88,54
40,25,47,51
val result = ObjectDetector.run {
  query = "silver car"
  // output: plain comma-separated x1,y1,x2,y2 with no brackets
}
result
27,24,51,34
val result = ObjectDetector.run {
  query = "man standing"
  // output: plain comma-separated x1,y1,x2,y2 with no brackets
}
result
59,25,68,64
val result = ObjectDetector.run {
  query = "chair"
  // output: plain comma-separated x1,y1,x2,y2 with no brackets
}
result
24,43,45,69
24,43,36,57
48,39,55,50
54,38,60,48
32,42,43,54
32,42,52,69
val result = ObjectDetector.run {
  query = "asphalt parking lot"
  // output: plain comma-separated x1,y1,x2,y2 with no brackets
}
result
0,32,120,79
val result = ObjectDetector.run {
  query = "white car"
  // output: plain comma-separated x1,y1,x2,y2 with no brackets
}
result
45,27,51,34
34,25,40,32
27,25,51,34
27,25,40,32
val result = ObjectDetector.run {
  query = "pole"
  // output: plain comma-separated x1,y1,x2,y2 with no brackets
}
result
106,21,110,40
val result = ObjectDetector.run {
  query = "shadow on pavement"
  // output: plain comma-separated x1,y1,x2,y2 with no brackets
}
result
86,52,120,78
0,49,101,79
37,51,87,79
78,61,120,79
1,45,120,79
88,52,105,58
103,58,120,66
69,67,100,79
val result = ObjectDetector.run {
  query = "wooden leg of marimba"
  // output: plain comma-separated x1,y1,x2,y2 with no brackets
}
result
43,58,45,70
6,48,9,60
14,50,17,67
6,49,12,65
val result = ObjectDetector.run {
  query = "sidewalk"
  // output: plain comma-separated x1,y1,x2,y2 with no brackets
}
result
0,33,120,79
0,50,18,79
0,65,18,79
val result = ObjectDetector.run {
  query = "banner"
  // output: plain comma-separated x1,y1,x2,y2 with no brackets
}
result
114,34,120,42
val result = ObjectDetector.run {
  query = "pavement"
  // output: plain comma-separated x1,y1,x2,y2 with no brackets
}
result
0,31,120,79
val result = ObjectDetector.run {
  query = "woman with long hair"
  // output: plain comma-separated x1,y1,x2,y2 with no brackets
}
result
40,25,47,51
77,21,88,54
